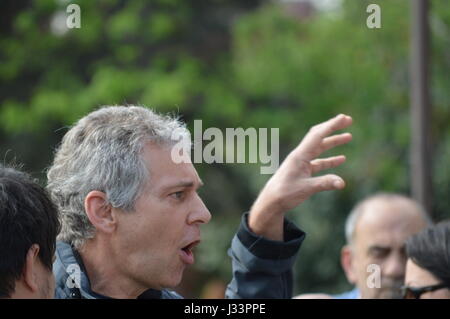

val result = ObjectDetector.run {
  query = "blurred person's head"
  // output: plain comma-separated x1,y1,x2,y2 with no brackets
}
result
0,165,60,299
403,221,450,299
341,193,430,299
47,106,211,298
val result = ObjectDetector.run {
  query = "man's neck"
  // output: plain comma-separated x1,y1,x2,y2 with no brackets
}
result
8,281,39,299
78,240,146,299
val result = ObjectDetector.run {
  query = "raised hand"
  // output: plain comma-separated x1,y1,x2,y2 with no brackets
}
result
249,114,353,240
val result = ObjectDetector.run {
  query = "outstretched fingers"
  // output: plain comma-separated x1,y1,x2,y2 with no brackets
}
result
298,114,353,160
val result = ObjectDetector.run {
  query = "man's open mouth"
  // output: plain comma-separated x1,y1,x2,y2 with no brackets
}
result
180,240,200,265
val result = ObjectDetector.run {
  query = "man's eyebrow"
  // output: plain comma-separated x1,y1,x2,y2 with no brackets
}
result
164,180,203,190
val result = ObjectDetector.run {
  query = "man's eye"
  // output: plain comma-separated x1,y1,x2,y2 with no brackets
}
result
370,248,389,258
170,191,184,200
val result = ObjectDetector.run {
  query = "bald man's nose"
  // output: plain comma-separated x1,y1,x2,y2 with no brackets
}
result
383,254,406,279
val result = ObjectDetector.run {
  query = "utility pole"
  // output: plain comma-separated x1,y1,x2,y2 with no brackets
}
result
410,0,433,217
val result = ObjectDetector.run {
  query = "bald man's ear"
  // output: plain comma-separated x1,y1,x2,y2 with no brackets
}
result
341,245,357,285
23,244,40,293
84,191,116,234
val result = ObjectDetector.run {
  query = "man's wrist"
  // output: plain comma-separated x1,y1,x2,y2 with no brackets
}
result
249,197,285,241
250,190,285,217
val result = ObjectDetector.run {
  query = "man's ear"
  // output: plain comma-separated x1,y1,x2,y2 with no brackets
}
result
84,191,115,233
341,245,357,284
23,244,40,292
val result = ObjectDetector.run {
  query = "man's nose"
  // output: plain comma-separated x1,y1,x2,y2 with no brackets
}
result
187,194,211,225
383,253,406,279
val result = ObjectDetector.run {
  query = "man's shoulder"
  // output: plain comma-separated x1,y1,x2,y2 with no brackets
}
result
54,241,93,299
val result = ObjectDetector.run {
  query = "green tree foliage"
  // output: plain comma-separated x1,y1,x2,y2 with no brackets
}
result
1,0,449,296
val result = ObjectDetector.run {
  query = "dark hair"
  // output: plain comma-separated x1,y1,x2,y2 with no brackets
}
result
406,221,450,285
0,165,61,298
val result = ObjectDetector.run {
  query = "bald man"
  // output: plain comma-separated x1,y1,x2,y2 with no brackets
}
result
295,193,431,299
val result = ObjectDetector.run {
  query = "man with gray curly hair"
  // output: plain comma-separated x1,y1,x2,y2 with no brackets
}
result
49,105,353,299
